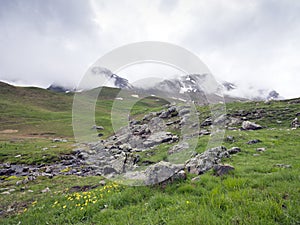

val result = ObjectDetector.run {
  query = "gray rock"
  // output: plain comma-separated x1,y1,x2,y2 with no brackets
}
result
92,125,104,130
178,108,190,116
227,147,241,155
185,146,229,175
201,118,212,126
247,139,262,145
213,164,235,176
256,147,266,152
291,118,299,128
143,132,174,148
144,161,184,185
242,121,262,130
275,164,292,168
225,136,235,143
168,142,189,155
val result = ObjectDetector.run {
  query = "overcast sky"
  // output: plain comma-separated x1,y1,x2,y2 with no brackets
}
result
0,0,299,98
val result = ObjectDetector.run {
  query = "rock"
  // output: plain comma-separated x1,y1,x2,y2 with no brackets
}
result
185,146,229,175
143,132,174,148
92,125,104,130
275,164,292,168
78,152,89,160
201,118,212,126
242,121,262,130
199,130,211,136
213,164,235,176
102,166,117,175
0,168,15,176
1,191,10,195
253,154,260,156
168,142,189,155
225,136,235,143
291,118,299,128
178,108,190,116
159,110,169,118
256,147,266,152
144,161,184,185
52,138,68,143
41,187,51,193
99,180,106,186
148,117,165,132
191,176,201,182
227,147,241,155
247,139,262,145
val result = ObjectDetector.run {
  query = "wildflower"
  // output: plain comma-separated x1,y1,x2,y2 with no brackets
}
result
186,201,190,204
63,205,67,209
80,207,84,210
24,208,27,212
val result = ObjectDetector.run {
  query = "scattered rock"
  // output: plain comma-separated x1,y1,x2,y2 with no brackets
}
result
228,147,241,155
247,139,262,145
275,164,292,168
242,121,262,130
52,138,68,143
92,125,104,130
213,164,235,176
256,147,266,152
253,154,260,156
1,191,10,195
41,187,51,193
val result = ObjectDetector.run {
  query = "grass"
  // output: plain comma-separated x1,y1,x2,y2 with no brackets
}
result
0,82,300,224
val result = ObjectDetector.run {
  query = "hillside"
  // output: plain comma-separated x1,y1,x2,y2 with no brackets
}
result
0,81,299,224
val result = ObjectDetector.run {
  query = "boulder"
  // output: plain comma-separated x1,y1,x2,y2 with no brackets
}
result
242,121,262,130
144,161,184,185
213,164,235,176
185,146,229,175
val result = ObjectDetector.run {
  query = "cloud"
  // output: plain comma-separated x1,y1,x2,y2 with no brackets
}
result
0,0,299,98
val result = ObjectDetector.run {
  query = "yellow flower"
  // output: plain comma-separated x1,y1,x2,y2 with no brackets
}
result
32,201,37,205
80,207,84,210
63,205,67,209
54,201,58,205
186,201,190,204
24,208,27,212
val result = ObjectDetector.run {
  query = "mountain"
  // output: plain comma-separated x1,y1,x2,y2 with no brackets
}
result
44,69,281,101
47,84,75,93
90,67,133,90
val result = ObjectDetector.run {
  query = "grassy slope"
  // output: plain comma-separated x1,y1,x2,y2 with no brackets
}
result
0,82,300,224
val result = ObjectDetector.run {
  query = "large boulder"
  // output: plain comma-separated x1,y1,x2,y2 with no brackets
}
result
242,121,262,130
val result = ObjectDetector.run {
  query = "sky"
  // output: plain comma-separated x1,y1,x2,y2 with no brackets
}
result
0,0,299,98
